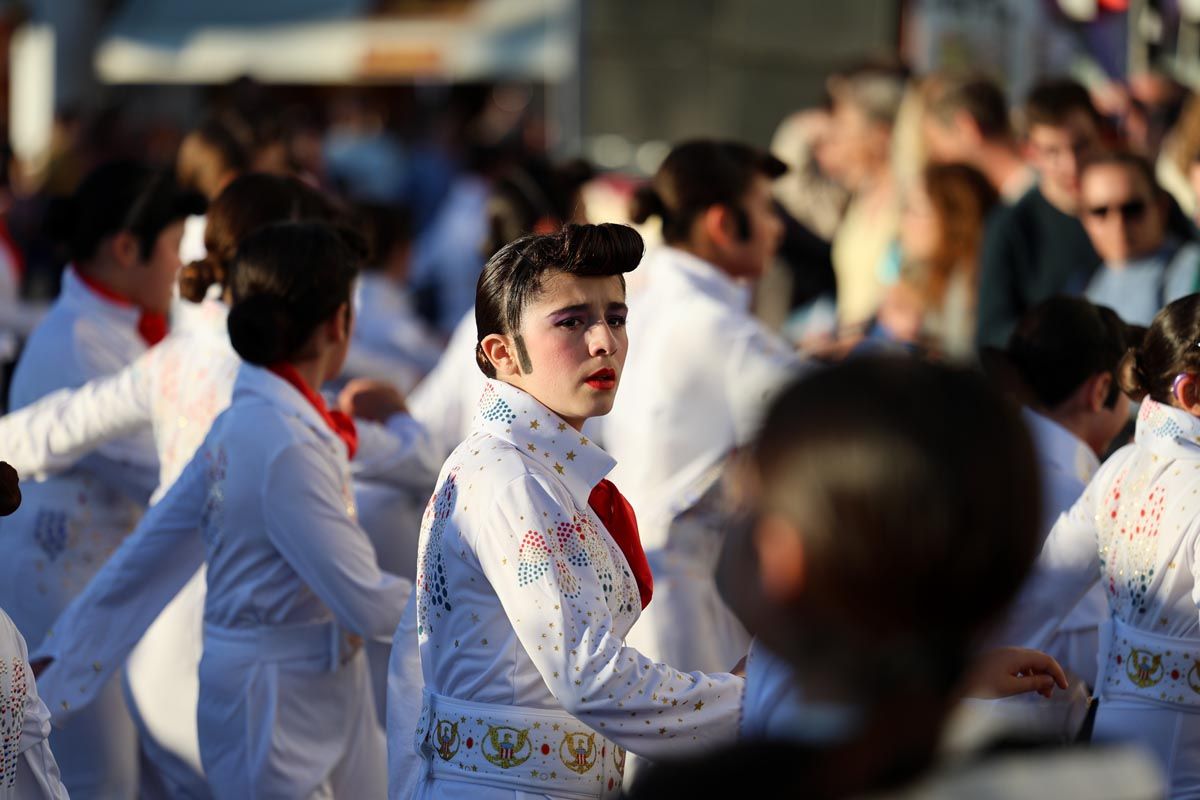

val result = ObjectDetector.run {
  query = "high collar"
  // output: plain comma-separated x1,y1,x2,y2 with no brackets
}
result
1022,407,1100,485
232,363,344,452
60,265,141,326
646,246,753,311
1135,398,1200,459
471,378,616,507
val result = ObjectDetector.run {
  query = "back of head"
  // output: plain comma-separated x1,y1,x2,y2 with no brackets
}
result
180,173,309,302
487,157,595,256
926,74,1012,142
226,221,365,366
177,116,252,197
474,223,644,377
1008,296,1138,409
920,161,999,299
829,61,910,128
1024,78,1101,133
750,358,1041,695
1118,293,1200,403
629,139,786,245
47,159,205,266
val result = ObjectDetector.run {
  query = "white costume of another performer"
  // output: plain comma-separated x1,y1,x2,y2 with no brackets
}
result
1,284,431,791
346,272,445,392
1003,399,1200,796
0,609,68,800
1021,407,1107,687
408,309,486,461
391,379,744,799
601,247,803,673
0,265,158,797
33,364,410,797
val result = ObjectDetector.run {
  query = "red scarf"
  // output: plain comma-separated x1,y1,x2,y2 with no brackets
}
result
588,479,653,609
75,269,168,346
267,362,358,460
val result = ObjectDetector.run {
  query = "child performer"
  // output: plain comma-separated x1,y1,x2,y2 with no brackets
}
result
33,222,409,796
391,223,744,800
0,160,203,797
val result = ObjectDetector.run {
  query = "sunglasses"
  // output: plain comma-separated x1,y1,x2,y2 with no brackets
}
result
1086,199,1148,221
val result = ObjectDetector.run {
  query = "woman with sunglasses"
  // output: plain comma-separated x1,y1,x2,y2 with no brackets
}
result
1081,152,1200,326
1001,293,1200,796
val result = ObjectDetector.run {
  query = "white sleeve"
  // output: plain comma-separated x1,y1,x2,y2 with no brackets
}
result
724,325,803,446
386,592,425,800
474,476,744,759
351,413,439,490
262,442,409,641
996,480,1105,650
0,349,154,479
32,449,208,719
0,610,69,800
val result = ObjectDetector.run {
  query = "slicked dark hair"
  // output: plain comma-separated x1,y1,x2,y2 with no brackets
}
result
474,223,644,378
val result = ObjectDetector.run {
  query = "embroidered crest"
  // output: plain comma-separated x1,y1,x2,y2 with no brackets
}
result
434,718,460,761
560,731,598,774
481,725,531,769
613,744,627,775
1127,648,1164,688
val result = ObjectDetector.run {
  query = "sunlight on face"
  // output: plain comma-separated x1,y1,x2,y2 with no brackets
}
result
504,271,629,430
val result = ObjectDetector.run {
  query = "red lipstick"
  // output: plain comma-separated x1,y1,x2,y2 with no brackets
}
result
584,367,616,391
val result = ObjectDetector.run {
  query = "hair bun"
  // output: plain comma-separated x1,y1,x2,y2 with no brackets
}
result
178,256,224,303
629,183,667,225
1116,346,1149,402
227,293,298,366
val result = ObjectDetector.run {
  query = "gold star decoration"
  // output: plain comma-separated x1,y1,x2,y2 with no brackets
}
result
527,443,538,452
557,422,568,432
693,700,704,711
566,451,576,461
580,436,589,446
554,463,565,475
530,420,540,430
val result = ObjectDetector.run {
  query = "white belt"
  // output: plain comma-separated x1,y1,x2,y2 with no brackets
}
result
416,690,624,799
202,620,361,672
1099,617,1200,711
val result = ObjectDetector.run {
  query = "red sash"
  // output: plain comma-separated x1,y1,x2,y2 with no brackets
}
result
75,269,168,345
589,479,653,609
267,362,359,460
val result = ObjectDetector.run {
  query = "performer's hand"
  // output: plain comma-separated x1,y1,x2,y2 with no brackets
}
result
0,461,20,516
338,379,407,422
30,657,51,678
965,646,1068,699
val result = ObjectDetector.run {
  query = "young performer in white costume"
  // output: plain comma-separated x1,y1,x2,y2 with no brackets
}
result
390,223,744,800
631,360,1161,800
31,221,412,797
601,140,802,673
1002,293,1200,797
5,174,427,795
0,161,202,798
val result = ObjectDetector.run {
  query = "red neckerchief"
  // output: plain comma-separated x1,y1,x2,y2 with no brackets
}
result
266,362,358,460
588,478,653,609
74,269,168,346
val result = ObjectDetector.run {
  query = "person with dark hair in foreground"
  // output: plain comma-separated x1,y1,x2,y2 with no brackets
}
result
631,358,1162,799
387,223,745,799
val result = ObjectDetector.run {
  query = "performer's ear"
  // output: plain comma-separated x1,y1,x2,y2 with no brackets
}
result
754,513,805,603
480,333,522,378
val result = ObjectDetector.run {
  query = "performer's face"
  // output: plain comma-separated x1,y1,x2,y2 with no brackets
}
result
505,270,628,431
